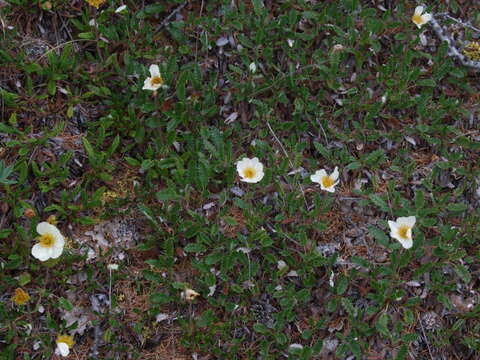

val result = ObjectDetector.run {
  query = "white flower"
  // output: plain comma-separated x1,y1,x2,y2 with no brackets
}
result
329,271,335,287
412,6,432,29
236,157,264,183
388,216,416,249
277,260,287,270
107,263,119,271
310,167,340,193
181,288,200,301
115,4,127,13
287,39,294,47
207,285,216,297
55,334,74,357
56,342,69,357
249,62,257,73
142,64,168,91
31,222,65,262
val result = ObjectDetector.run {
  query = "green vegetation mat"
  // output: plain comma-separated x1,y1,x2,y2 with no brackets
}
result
1,0,480,359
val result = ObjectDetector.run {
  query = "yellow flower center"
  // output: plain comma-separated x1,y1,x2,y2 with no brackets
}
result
12,288,30,305
243,167,256,179
39,233,55,248
57,335,75,348
397,225,410,240
321,176,334,188
86,0,106,8
412,14,423,25
150,76,164,86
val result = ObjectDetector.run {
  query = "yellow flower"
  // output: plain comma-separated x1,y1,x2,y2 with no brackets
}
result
12,288,30,305
56,334,75,357
86,0,106,9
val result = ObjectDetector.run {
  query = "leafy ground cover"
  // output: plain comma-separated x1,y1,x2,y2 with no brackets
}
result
1,0,480,359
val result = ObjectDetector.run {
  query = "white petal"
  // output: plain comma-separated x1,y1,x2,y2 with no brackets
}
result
32,244,50,261
36,222,56,235
331,166,340,181
54,233,65,248
397,216,416,228
149,64,160,78
421,13,432,23
50,244,64,259
115,4,127,13
322,184,335,193
253,160,264,172
142,77,153,90
311,169,327,184
236,158,250,172
57,342,70,357
398,237,413,249
414,6,424,16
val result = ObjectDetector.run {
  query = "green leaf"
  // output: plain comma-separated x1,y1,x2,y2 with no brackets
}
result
454,264,471,283
150,293,170,305
369,194,389,212
447,203,468,212
414,191,424,210
58,297,73,311
369,226,390,247
375,313,391,338
82,137,96,165
253,323,269,334
183,243,206,253
335,275,348,295
156,188,179,202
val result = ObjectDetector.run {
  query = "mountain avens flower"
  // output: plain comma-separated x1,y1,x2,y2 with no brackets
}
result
412,6,432,29
181,289,200,301
236,157,264,183
310,167,340,193
56,334,75,357
388,216,416,249
31,222,65,262
143,64,168,92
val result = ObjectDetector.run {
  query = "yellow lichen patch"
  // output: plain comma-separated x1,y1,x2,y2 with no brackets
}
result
463,41,480,61
12,288,30,305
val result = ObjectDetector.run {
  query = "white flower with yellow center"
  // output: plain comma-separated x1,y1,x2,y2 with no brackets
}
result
388,216,416,249
56,334,74,357
412,6,432,29
142,64,168,91
31,222,65,262
181,288,200,301
310,167,340,193
236,157,264,183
